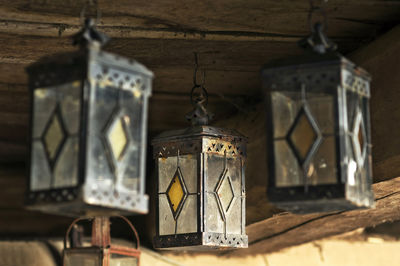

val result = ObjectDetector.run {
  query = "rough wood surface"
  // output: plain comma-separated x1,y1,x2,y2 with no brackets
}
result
225,177,400,256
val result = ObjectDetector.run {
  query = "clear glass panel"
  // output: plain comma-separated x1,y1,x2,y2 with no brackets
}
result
59,81,81,135
85,136,114,185
271,91,302,138
226,157,242,194
205,192,224,233
176,194,197,234
64,251,101,266
158,194,175,235
158,155,197,194
216,173,234,212
308,93,334,134
205,154,225,192
158,157,178,193
43,112,65,161
226,194,242,234
308,136,338,185
110,254,137,266
30,141,52,191
346,90,358,129
33,88,57,138
53,137,79,188
289,110,317,162
167,170,185,213
106,117,128,161
274,140,302,187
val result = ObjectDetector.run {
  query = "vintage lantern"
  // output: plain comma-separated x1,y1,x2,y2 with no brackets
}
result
152,68,248,249
64,216,141,266
25,19,153,216
262,22,374,213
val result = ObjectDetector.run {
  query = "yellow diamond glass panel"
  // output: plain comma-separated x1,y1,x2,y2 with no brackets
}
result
44,114,64,160
167,174,184,213
290,112,317,161
357,124,364,153
217,175,234,212
108,118,128,161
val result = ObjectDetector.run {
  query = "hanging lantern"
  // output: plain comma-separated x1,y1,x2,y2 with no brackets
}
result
152,61,248,249
262,22,374,213
64,216,141,266
25,19,153,216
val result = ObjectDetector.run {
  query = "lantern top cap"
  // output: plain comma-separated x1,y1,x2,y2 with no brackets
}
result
73,18,110,49
152,125,246,144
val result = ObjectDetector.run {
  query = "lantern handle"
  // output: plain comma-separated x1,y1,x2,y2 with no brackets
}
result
64,217,92,249
307,0,328,32
113,215,141,250
63,216,140,250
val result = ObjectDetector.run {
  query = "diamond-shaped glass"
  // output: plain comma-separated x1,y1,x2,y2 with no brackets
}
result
216,169,234,213
352,111,367,165
166,168,187,218
106,116,129,161
288,108,320,165
43,110,66,164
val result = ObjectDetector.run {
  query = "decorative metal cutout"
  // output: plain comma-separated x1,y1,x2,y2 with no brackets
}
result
215,168,235,219
352,109,367,166
287,106,322,168
42,104,67,169
166,167,188,219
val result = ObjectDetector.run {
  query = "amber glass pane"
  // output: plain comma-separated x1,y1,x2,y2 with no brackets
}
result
44,112,65,161
358,127,364,150
289,111,317,162
167,170,185,213
216,173,234,213
107,117,128,161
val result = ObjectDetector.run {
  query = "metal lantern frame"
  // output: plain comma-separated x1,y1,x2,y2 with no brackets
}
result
263,23,374,213
152,126,248,250
152,65,248,250
63,216,141,266
25,19,153,217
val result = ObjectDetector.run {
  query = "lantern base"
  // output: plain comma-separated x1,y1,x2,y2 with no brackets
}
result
153,232,248,250
270,198,374,214
26,188,148,217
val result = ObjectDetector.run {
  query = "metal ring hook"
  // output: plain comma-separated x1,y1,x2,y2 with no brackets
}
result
80,0,101,26
308,0,328,32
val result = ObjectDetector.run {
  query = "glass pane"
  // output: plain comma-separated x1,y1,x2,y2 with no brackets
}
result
205,154,225,192
205,192,224,233
106,117,128,161
53,137,79,188
158,155,197,194
274,140,302,187
33,88,57,138
110,254,138,266
176,194,197,234
226,193,242,235
271,91,302,138
346,90,359,129
158,194,175,235
216,172,234,213
308,136,338,185
59,81,81,135
289,109,317,162
30,141,52,191
43,111,65,161
64,252,101,266
308,93,334,134
167,170,185,214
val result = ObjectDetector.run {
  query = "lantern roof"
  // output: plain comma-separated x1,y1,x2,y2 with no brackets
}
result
261,51,370,80
152,125,246,144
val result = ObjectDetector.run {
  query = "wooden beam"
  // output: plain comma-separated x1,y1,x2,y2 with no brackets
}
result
0,0,397,41
226,177,400,256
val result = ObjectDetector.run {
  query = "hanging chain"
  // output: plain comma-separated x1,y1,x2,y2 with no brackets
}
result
186,53,214,126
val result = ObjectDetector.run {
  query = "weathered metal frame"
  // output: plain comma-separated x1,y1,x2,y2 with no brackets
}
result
152,126,248,250
263,54,374,213
25,41,153,217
